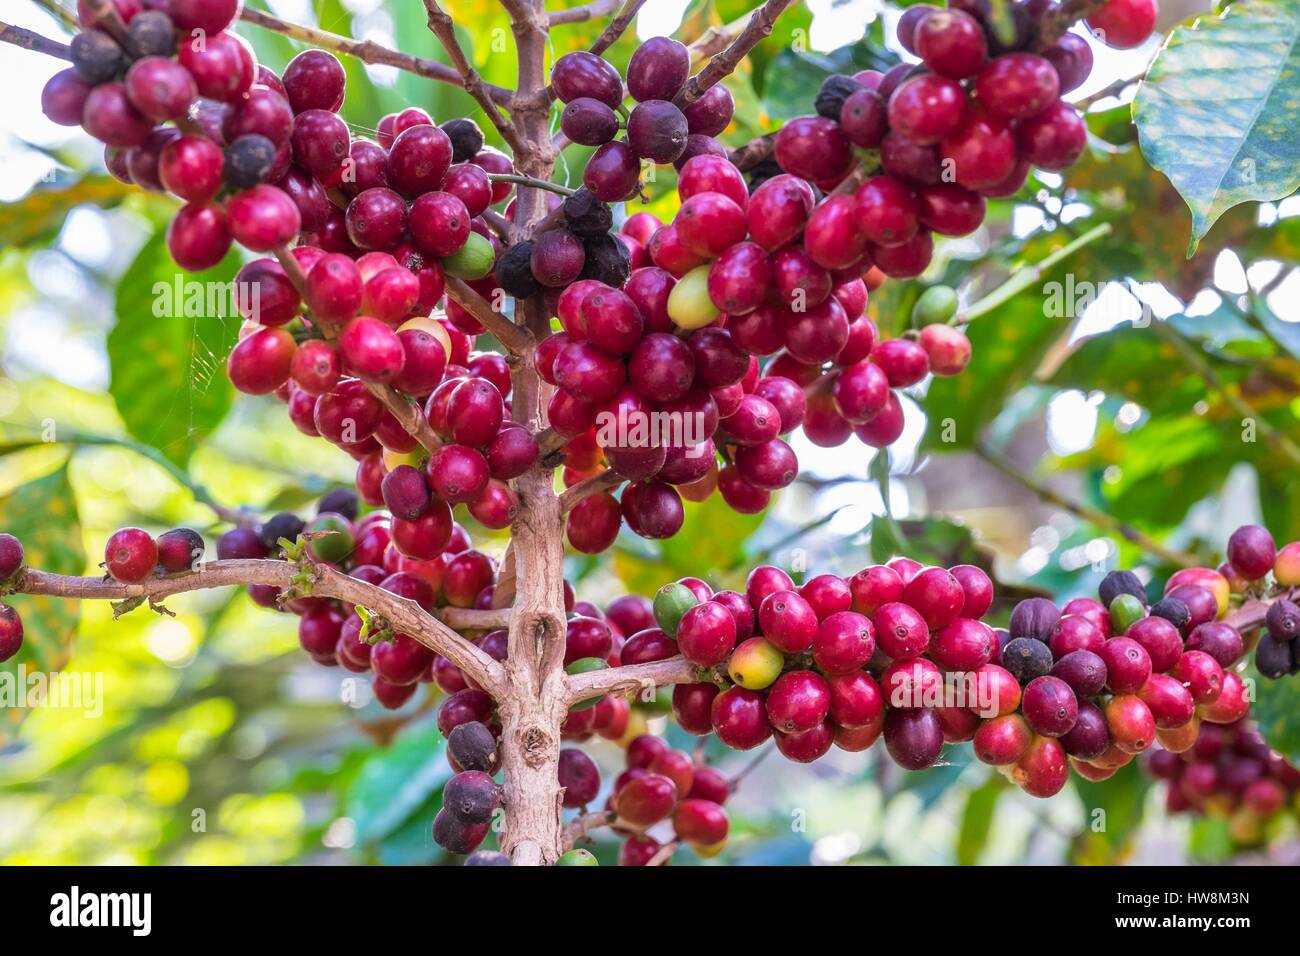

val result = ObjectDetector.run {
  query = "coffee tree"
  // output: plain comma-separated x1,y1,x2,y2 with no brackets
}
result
2,0,1299,865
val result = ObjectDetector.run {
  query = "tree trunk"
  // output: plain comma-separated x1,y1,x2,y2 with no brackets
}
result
498,0,567,866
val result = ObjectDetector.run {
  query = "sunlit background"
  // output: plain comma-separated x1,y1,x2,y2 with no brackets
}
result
0,0,1297,865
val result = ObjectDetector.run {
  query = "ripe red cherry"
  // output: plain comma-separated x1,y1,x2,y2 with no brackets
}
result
1170,650,1223,704
804,195,868,270
747,174,814,251
765,670,830,734
711,686,772,750
917,182,985,236
672,683,720,735
410,191,470,257
914,9,987,79
338,317,404,383
873,601,928,659
675,192,748,258
105,527,157,584
774,115,852,182
306,253,363,322
282,49,347,113
848,565,904,616
676,601,738,666
178,31,255,104
812,611,875,674
167,202,232,272
854,175,920,247
124,56,198,123
903,566,965,629
226,184,301,252
1022,676,1079,738
1086,0,1159,49
1017,735,1068,797
1099,636,1153,693
884,708,944,769
228,327,295,394
1137,672,1196,729
345,187,408,251
1105,694,1156,754
1016,100,1087,172
973,714,1032,765
888,73,968,145
388,124,453,197
678,155,748,209
1226,524,1276,579
941,113,1017,191
929,618,995,670
428,444,490,505
447,379,504,447
757,590,818,653
975,53,1060,121
823,672,881,730
871,337,930,387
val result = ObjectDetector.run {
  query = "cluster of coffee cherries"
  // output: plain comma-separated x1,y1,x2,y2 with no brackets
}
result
1146,720,1300,846
432,720,503,859
636,560,1016,775
768,0,1156,279
534,166,973,548
41,0,511,288
551,37,736,198
611,534,1269,800
1214,524,1300,681
604,734,732,865
198,486,506,710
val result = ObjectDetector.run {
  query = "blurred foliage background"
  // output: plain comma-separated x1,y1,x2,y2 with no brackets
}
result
0,0,1298,866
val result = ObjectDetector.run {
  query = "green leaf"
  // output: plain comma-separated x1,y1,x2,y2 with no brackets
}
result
1248,660,1300,762
1134,0,1300,255
0,462,84,716
107,232,242,466
345,717,453,844
1070,761,1147,862
0,175,133,249
956,775,1005,866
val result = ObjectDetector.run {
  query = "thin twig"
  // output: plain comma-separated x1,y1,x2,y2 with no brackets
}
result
559,467,625,514
424,0,523,152
1150,319,1300,470
549,0,623,27
647,840,679,866
728,743,774,791
489,172,576,197
14,560,507,696
238,7,512,103
273,244,443,454
1035,0,1110,50
561,809,615,850
565,655,704,704
446,276,535,355
974,442,1199,568
590,0,649,54
959,223,1113,323
675,0,796,107
30,0,78,31
0,20,69,58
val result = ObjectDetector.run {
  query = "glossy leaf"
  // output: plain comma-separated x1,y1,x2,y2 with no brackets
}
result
1134,0,1300,255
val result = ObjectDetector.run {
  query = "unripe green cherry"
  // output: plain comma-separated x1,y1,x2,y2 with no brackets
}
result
565,656,609,711
667,264,719,330
726,636,785,690
653,582,698,637
555,848,599,866
1108,593,1145,635
911,284,958,325
442,231,496,280
306,513,355,564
